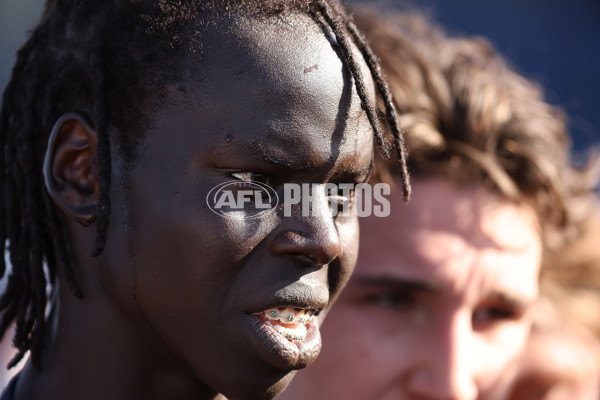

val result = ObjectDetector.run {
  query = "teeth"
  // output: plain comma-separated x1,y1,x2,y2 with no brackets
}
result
253,306,315,342
257,307,315,325
273,324,308,341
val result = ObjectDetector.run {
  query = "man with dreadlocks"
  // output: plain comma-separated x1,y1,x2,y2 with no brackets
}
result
0,1,410,399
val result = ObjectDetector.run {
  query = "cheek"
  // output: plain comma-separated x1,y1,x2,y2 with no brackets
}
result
330,218,360,297
128,169,276,271
117,198,281,372
120,179,277,326
325,297,417,370
310,302,409,397
131,212,277,303
476,321,531,383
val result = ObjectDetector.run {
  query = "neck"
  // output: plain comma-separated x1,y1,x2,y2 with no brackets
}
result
13,285,218,400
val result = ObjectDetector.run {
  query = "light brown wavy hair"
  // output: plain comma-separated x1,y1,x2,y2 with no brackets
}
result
353,8,600,341
353,8,599,249
538,205,600,337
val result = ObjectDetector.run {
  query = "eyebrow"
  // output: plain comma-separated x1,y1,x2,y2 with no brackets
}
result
350,276,534,311
261,152,302,170
350,275,439,293
219,139,375,179
212,140,304,170
484,291,533,313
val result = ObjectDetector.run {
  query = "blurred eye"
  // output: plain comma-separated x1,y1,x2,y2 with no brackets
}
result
472,306,520,328
230,172,271,186
365,291,416,312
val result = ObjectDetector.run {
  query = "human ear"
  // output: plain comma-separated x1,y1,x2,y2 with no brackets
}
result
43,113,99,226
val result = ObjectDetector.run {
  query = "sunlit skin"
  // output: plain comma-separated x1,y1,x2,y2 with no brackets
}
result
15,13,374,400
283,178,541,400
509,314,600,400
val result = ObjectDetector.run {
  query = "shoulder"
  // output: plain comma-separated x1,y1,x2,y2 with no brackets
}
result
1,374,19,400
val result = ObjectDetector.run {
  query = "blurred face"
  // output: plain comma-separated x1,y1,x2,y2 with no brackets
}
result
283,178,541,400
94,13,373,400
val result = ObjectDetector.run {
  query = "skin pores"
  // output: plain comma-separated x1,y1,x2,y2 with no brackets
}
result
27,12,374,400
283,178,541,400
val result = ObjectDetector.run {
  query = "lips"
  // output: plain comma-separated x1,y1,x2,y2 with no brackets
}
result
245,309,322,371
242,283,329,370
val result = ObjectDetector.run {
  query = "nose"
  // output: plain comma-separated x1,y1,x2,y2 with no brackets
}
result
268,185,343,265
406,312,478,400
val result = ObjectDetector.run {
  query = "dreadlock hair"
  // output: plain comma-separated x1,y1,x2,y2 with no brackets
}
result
0,0,410,370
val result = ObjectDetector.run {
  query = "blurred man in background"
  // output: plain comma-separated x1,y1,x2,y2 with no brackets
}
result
281,9,600,400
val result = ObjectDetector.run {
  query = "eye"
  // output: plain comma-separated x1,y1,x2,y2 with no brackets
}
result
327,183,355,217
472,306,520,328
230,172,271,186
364,291,416,312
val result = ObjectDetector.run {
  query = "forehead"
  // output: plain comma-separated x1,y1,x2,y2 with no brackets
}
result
203,15,366,129
143,11,374,172
357,178,541,300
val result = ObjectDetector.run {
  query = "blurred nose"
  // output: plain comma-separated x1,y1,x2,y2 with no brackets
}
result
268,184,342,265
406,312,478,400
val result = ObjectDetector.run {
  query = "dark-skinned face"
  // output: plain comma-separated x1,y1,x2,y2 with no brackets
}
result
94,13,374,400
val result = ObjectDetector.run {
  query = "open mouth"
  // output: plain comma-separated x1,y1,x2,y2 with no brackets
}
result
253,307,316,341
245,303,324,370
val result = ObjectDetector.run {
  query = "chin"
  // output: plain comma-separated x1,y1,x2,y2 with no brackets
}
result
220,370,297,400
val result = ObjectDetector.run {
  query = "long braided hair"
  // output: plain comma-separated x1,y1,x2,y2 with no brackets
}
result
0,0,410,369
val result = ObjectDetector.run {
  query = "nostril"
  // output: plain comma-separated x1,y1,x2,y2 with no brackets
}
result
295,252,317,265
268,228,341,266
